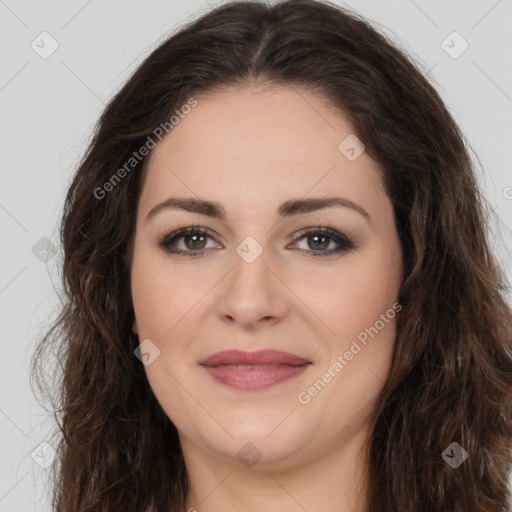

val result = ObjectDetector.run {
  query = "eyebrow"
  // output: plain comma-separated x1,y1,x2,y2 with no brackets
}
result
146,196,371,223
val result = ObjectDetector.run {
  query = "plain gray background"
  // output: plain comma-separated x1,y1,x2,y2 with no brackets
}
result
1,0,511,510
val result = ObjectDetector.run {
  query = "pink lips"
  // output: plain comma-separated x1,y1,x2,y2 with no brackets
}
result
199,349,311,391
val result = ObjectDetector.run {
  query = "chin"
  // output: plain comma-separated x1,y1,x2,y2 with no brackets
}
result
201,418,312,467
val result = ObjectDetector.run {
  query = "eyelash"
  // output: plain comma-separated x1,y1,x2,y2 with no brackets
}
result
157,224,355,257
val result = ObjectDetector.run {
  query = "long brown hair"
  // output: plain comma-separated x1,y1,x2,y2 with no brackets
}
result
31,1,512,510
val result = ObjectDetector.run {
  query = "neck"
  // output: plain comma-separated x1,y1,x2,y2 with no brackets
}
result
181,425,371,512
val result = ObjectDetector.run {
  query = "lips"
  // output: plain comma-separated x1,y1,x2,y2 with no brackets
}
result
200,349,311,391
200,349,311,367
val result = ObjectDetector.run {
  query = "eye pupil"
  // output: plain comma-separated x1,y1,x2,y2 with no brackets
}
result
186,234,206,249
309,234,329,250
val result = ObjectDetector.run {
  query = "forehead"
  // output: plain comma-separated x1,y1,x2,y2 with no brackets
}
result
139,86,387,218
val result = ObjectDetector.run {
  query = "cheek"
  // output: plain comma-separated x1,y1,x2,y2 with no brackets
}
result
130,257,206,432
290,252,400,344
131,250,199,339
325,263,400,401
297,276,399,435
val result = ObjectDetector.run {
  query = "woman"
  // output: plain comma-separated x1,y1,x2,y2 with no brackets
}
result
31,1,512,510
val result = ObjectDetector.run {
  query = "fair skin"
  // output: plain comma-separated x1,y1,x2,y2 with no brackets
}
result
130,85,403,512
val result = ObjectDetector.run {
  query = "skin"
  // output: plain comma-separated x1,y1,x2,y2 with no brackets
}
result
130,85,404,512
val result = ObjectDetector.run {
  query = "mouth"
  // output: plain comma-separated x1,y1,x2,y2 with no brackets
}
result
199,349,312,391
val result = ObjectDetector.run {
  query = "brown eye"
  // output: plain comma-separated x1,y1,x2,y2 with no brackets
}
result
292,227,355,256
158,225,355,257
158,226,219,256
182,232,207,250
305,233,331,251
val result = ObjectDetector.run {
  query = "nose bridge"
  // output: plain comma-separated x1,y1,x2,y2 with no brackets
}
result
219,234,287,325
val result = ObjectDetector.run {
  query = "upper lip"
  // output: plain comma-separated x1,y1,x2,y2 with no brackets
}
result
200,349,311,367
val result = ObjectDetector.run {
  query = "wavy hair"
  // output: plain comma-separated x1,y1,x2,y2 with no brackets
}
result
31,1,512,510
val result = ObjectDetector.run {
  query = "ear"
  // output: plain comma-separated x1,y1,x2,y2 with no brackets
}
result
132,321,138,334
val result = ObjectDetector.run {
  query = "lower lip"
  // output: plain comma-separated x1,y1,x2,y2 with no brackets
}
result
202,364,310,390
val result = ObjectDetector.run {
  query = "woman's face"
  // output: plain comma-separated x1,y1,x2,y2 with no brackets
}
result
130,86,403,470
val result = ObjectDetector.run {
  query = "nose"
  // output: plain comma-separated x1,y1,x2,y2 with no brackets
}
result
218,244,290,330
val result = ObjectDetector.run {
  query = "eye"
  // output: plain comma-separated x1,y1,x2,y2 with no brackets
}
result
157,225,355,257
290,226,355,256
157,225,220,256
